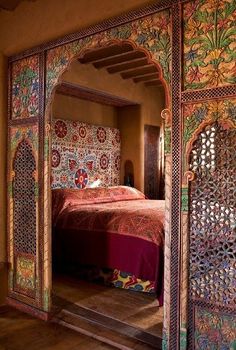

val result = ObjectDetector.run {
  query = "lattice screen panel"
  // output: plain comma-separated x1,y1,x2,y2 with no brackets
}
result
189,122,236,309
13,139,37,255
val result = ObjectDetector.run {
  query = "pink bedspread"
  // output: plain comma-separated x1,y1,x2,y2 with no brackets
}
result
52,186,165,302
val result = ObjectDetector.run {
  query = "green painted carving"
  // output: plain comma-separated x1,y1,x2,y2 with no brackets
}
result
164,128,171,155
162,330,168,350
181,187,189,212
43,288,50,312
180,328,187,350
8,183,13,198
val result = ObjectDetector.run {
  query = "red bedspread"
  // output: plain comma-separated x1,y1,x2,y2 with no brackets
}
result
52,186,165,302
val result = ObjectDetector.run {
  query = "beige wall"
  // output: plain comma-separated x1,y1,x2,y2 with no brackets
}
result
52,94,118,128
118,106,142,190
0,0,160,303
0,0,156,56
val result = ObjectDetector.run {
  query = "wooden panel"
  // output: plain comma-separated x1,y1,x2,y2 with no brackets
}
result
144,125,160,199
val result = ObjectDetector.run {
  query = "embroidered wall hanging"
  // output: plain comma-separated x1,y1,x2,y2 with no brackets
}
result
51,119,121,189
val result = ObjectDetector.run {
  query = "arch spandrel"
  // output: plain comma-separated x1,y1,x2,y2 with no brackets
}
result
45,10,172,109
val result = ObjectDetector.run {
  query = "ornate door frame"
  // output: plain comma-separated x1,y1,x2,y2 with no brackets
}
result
7,0,236,349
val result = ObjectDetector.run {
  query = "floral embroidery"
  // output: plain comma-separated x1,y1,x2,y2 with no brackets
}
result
52,149,60,168
54,120,67,138
79,126,87,138
100,154,109,170
97,127,106,143
51,119,120,189
75,168,88,189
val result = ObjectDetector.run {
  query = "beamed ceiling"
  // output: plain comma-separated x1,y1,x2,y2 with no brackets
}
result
79,43,161,87
57,43,162,105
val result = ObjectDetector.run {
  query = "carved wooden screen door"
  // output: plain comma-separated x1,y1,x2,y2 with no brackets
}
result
7,1,236,349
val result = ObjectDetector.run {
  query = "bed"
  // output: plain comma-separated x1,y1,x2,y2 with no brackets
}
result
52,186,165,305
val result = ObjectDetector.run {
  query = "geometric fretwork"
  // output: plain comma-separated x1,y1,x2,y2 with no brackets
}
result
13,139,37,255
189,122,236,310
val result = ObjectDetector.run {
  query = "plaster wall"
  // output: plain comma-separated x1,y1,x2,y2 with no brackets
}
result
52,94,118,127
0,0,156,56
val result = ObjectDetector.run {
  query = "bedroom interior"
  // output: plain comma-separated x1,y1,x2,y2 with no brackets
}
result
50,44,166,346
2,1,236,349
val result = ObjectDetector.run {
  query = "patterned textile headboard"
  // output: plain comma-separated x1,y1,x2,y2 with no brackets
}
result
51,119,121,189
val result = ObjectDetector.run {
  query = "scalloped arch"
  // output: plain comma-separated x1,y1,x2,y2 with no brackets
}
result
45,10,171,111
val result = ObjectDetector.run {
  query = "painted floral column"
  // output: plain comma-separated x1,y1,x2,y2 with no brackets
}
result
182,1,236,348
8,54,49,314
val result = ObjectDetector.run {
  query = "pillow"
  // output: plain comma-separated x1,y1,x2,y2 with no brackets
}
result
109,186,145,201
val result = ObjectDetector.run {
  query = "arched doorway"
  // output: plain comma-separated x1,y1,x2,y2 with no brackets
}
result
49,41,168,346
7,7,176,350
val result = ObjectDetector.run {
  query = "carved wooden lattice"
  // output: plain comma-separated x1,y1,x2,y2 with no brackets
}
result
189,122,236,309
13,139,37,255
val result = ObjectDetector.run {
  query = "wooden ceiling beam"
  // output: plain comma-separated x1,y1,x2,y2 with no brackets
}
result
145,79,163,87
56,81,139,107
92,51,146,69
107,58,148,74
121,65,157,79
79,44,133,64
133,73,159,83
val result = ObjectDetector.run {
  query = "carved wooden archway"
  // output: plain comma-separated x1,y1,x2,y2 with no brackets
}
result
7,1,236,349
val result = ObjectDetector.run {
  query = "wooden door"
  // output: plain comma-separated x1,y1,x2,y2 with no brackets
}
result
144,125,160,199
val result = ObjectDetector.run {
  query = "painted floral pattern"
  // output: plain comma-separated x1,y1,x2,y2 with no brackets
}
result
10,125,39,155
195,308,236,350
46,10,171,102
12,55,40,119
184,0,236,90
